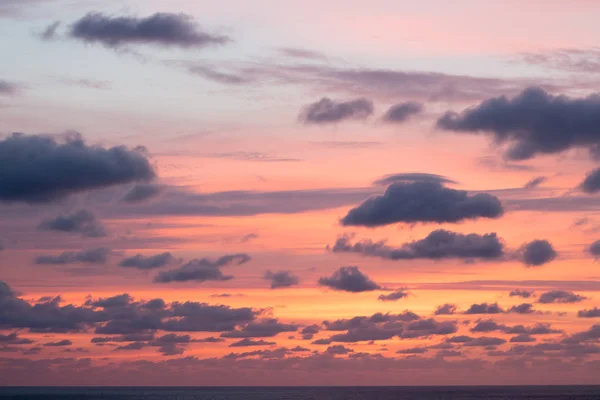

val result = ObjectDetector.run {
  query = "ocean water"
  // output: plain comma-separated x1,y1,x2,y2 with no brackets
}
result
0,387,599,400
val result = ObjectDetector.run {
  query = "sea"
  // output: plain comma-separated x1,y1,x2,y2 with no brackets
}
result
0,387,599,400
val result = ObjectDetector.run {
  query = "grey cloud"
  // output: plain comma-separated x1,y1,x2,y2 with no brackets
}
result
332,230,504,261
43,340,72,347
277,47,327,60
516,240,557,267
464,303,504,314
229,338,276,347
326,345,354,355
523,177,547,189
70,12,230,49
35,247,110,265
0,333,33,345
538,290,587,304
263,270,299,289
588,240,600,257
396,347,428,354
437,87,600,161
0,134,154,203
300,325,320,340
119,252,176,270
40,21,60,40
462,337,507,347
373,173,457,186
121,184,163,203
187,65,252,85
509,289,534,298
507,303,536,314
580,168,600,194
434,304,457,315
0,80,18,95
299,97,374,125
578,308,600,318
318,266,381,293
510,334,536,343
382,101,423,123
221,319,298,338
38,210,107,238
378,289,409,302
341,181,503,227
154,254,250,283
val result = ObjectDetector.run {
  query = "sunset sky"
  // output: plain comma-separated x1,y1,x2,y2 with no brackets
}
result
1,0,600,386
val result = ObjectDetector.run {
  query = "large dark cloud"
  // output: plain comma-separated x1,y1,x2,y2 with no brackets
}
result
372,173,457,186
516,240,557,267
154,254,250,283
340,181,503,227
263,270,300,289
332,230,504,261
37,210,107,238
318,266,381,293
69,12,230,49
538,290,587,304
382,101,423,123
578,308,600,318
437,87,600,161
221,319,298,338
35,247,110,265
119,252,176,270
299,97,374,124
0,134,154,203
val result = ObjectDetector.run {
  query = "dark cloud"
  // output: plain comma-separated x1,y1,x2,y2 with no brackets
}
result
221,319,298,338
332,230,504,261
396,347,428,354
35,247,110,265
118,252,176,270
299,97,374,124
382,101,423,123
318,266,381,293
580,168,600,194
43,340,72,347
434,304,458,315
300,325,320,340
507,303,536,314
0,134,155,203
37,210,107,238
325,345,354,355
196,337,225,343
40,21,61,40
312,338,332,345
378,289,409,302
163,302,257,332
372,173,457,186
523,177,547,189
510,334,536,343
340,181,503,227
509,289,534,298
437,87,600,161
121,184,163,203
578,308,600,318
516,240,557,267
464,303,504,314
229,338,276,347
154,254,250,283
0,333,33,345
69,12,230,49
588,240,600,258
462,337,507,347
263,270,300,289
0,80,18,95
538,290,587,304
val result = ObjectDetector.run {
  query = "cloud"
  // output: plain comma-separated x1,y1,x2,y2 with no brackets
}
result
507,303,536,314
37,210,107,238
299,97,374,124
509,289,534,298
119,252,176,270
523,177,547,189
69,12,230,49
578,308,600,318
35,247,110,265
229,338,276,347
437,87,600,161
382,101,423,123
378,289,409,302
0,333,33,345
538,290,587,304
221,319,298,338
40,21,60,40
516,240,557,267
43,340,72,347
318,266,381,293
372,173,457,186
0,80,18,95
332,230,504,261
277,47,327,60
580,168,600,194
588,240,600,258
121,184,163,203
300,325,320,340
464,303,504,314
263,270,300,289
154,254,250,283
325,345,354,355
434,304,458,315
340,181,503,227
0,134,155,203
461,337,507,347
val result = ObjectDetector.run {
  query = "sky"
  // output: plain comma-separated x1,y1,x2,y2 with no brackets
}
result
1,0,600,386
